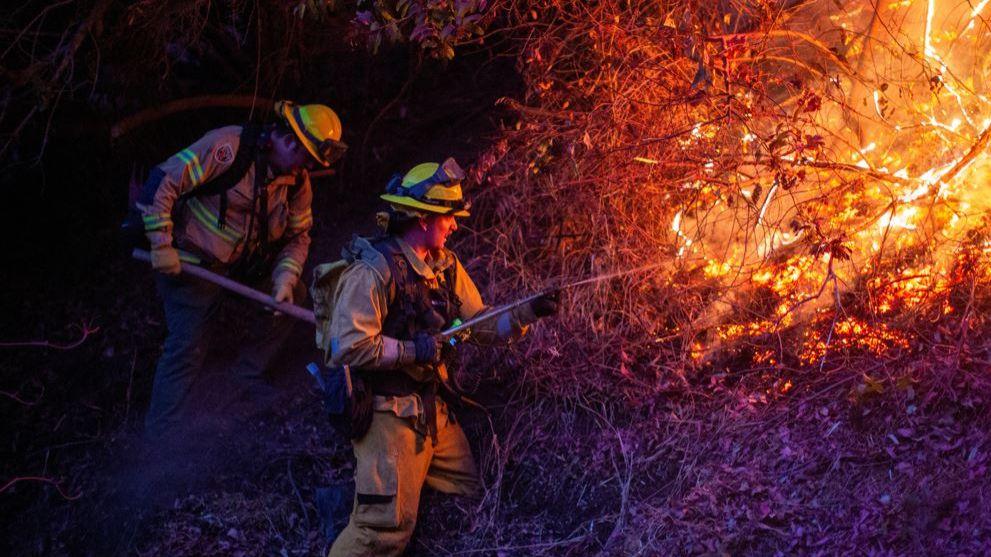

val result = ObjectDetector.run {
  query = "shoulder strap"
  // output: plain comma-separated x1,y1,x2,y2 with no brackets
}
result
440,253,463,314
188,124,261,198
371,237,407,307
373,237,432,339
200,124,262,230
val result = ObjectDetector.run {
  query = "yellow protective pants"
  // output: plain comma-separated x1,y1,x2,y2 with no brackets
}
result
328,402,479,557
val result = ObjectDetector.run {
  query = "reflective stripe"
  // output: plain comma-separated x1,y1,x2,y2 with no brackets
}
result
380,337,402,367
276,258,303,276
292,216,313,229
186,198,241,244
175,148,204,186
142,213,172,231
177,250,201,264
289,209,313,229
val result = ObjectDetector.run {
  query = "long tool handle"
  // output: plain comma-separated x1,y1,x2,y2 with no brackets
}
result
132,248,316,325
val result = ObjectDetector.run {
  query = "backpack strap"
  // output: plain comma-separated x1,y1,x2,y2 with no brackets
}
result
439,252,463,316
343,235,395,299
186,123,262,229
372,237,411,327
254,148,269,250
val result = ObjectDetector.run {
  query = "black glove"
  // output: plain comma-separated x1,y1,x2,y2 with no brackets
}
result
413,331,443,364
530,290,560,318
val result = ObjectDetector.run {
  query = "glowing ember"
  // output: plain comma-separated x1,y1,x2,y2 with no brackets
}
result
800,318,911,365
662,0,991,366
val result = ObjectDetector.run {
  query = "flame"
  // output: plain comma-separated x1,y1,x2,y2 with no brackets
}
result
800,317,911,365
877,206,919,231
670,0,991,366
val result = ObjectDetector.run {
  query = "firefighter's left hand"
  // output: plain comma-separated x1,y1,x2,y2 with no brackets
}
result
272,273,296,305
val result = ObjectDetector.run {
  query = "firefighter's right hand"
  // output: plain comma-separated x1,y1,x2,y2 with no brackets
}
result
412,331,443,364
150,245,181,275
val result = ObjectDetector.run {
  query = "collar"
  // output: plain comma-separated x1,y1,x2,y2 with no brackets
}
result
394,237,455,280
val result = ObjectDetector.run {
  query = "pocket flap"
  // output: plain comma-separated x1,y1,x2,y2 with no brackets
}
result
353,445,400,528
356,449,398,497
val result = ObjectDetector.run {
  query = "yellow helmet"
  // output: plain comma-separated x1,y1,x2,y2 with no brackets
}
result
381,158,471,217
276,100,347,167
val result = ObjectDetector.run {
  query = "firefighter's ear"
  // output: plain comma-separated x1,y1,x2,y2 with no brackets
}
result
418,216,429,231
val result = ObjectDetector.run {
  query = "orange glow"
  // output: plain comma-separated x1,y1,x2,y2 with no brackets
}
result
800,318,911,365
668,0,991,367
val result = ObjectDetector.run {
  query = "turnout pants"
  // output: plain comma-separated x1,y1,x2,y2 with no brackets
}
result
144,272,306,437
328,401,480,557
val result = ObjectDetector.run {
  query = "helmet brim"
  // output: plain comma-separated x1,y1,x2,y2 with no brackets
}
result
380,194,470,217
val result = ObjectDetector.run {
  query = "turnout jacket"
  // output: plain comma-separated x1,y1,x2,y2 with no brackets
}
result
137,125,313,284
328,236,537,393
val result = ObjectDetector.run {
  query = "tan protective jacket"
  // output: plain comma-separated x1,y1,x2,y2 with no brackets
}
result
138,125,313,283
328,236,536,387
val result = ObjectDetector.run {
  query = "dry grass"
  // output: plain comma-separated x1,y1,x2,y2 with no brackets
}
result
433,0,991,553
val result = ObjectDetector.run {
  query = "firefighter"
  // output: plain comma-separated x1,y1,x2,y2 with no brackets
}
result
139,101,346,436
324,158,558,556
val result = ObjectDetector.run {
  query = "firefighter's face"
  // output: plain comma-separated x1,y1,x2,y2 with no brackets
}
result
271,131,315,174
423,214,458,251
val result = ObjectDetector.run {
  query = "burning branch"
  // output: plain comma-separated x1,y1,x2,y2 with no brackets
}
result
939,123,991,186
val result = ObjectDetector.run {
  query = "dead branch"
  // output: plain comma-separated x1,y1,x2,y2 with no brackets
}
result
0,385,44,406
50,0,114,88
709,29,864,81
285,459,310,532
0,321,99,350
497,97,579,121
0,476,81,501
